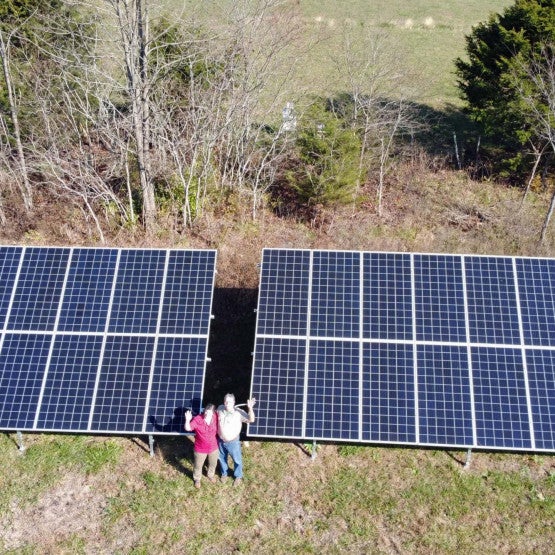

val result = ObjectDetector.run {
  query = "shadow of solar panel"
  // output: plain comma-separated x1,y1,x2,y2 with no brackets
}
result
250,249,555,453
0,246,216,435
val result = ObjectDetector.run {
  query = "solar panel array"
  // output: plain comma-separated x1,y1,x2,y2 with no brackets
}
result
0,246,216,435
249,249,555,452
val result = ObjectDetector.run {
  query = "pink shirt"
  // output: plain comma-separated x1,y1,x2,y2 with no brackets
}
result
189,414,218,453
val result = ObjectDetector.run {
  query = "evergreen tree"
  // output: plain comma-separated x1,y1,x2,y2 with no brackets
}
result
455,0,555,179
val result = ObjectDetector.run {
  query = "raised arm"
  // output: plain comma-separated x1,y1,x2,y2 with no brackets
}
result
184,409,193,432
246,397,256,423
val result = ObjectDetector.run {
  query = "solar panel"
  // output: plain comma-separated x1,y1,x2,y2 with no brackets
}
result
0,246,216,435
250,249,555,453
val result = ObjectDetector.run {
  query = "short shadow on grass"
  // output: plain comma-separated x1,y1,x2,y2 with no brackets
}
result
445,450,471,467
412,101,480,164
149,435,195,479
329,92,479,169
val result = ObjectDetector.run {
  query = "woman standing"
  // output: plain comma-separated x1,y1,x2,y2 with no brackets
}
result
184,404,219,488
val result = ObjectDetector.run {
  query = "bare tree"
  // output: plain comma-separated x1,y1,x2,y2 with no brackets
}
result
0,0,305,235
509,45,555,243
0,20,33,211
332,26,422,215
204,0,305,218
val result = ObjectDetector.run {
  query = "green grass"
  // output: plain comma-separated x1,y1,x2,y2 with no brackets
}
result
3,435,551,553
2,375,555,550
298,0,513,106
0,434,122,513
161,0,512,107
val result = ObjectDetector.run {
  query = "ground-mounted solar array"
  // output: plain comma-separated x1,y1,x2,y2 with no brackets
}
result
0,246,216,435
249,249,555,452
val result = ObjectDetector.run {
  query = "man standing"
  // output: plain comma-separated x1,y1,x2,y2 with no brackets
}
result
217,393,256,486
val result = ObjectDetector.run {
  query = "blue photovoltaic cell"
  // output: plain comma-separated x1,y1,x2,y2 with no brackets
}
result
108,250,166,334
146,337,207,433
0,333,52,428
362,342,416,443
310,251,360,338
58,249,118,332
472,347,531,449
36,335,103,430
250,249,555,453
415,255,466,342
526,350,555,450
249,338,306,438
465,256,520,345
417,344,473,446
91,336,155,432
0,246,22,329
160,251,216,335
8,248,70,331
0,247,216,435
517,258,555,347
305,340,360,440
256,249,310,336
363,252,412,340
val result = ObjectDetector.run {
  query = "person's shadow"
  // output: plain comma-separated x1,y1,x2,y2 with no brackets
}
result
148,405,198,478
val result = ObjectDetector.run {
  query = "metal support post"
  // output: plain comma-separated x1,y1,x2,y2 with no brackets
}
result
148,434,155,457
16,431,25,452
464,448,472,469
311,440,317,460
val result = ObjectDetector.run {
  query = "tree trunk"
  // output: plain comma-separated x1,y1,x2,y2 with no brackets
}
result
540,186,555,244
114,0,156,231
0,28,33,211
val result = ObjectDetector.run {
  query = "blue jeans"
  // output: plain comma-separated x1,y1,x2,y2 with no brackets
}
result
218,438,243,478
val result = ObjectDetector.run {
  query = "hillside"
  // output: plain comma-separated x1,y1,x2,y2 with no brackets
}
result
1,168,555,553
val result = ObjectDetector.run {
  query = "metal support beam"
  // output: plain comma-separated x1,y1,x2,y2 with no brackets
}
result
148,434,155,457
311,440,317,460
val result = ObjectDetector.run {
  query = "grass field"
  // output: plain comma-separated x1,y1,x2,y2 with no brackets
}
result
297,0,513,106
1,433,554,553
173,0,513,107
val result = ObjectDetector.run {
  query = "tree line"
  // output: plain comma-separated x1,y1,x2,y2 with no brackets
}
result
2,0,555,241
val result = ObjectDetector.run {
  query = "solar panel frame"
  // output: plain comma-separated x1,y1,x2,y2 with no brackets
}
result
0,246,217,436
250,248,555,453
